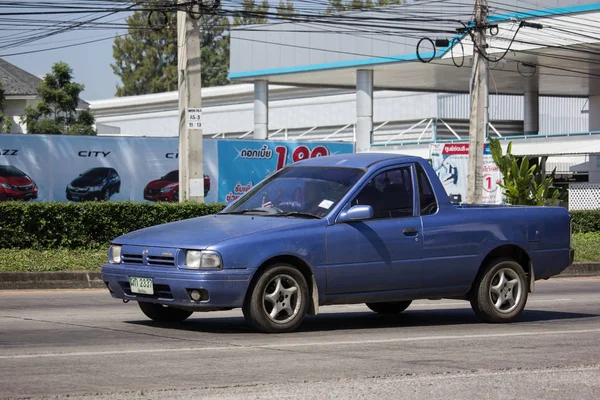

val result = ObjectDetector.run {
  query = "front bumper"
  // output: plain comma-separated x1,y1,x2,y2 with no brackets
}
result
144,191,175,202
3,190,37,200
67,189,104,201
102,264,253,310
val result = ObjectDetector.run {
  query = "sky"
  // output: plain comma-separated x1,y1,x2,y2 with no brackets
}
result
0,2,131,101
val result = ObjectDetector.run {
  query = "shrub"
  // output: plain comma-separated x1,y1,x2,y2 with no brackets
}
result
0,202,225,249
571,210,600,234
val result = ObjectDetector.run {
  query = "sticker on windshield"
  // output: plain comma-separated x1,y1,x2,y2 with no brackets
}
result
319,200,334,209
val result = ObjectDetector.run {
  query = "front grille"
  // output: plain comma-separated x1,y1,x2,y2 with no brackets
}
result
146,188,160,195
120,281,173,299
15,184,34,191
147,255,175,266
122,253,143,264
120,247,178,268
71,187,88,193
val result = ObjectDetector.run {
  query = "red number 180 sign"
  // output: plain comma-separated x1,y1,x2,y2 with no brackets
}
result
275,145,330,170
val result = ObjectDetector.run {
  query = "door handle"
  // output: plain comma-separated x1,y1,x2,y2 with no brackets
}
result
403,227,419,236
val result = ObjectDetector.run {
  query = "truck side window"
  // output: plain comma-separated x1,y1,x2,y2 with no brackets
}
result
416,163,438,215
353,166,414,219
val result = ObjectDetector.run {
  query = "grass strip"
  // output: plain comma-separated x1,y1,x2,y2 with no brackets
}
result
1,233,599,272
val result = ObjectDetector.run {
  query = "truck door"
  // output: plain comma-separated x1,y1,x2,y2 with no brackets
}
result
325,165,423,294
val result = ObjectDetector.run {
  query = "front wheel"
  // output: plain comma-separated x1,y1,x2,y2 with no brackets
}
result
243,265,309,333
138,302,193,322
366,300,412,314
469,258,528,323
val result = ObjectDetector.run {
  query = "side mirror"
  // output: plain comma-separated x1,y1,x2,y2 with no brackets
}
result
338,205,373,223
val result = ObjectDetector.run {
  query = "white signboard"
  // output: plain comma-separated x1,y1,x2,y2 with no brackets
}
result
187,108,202,130
430,143,504,204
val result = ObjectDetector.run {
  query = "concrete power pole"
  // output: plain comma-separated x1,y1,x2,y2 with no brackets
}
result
466,0,489,204
177,0,204,202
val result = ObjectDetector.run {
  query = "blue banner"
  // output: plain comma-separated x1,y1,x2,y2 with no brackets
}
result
218,140,354,203
1,134,353,203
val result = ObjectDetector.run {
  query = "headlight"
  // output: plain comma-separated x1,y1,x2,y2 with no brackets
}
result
109,245,122,264
185,250,222,269
1,183,14,189
90,185,103,191
160,186,175,193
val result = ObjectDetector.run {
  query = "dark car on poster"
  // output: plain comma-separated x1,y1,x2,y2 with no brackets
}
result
0,165,38,201
144,170,210,202
66,167,121,202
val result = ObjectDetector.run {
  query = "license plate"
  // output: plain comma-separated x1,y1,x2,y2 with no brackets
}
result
130,276,154,295
71,196,80,201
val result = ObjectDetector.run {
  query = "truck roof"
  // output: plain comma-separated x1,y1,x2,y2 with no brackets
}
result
295,152,415,169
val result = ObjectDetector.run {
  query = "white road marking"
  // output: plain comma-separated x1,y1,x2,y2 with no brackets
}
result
410,299,572,307
2,328,600,360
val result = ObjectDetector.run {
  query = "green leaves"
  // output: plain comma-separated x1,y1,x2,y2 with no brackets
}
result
488,138,563,206
234,0,270,25
19,62,95,135
326,0,404,13
0,80,9,133
112,1,231,96
0,202,226,250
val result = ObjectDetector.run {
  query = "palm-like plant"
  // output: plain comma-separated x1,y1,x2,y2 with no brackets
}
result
489,138,562,206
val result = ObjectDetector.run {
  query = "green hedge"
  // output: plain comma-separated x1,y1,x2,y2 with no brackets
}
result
0,202,225,250
571,210,600,234
0,203,597,250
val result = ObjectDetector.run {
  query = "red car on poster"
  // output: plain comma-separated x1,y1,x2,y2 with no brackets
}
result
0,165,38,201
144,170,210,202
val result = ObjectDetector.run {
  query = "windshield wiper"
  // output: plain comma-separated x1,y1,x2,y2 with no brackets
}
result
220,209,272,215
274,212,321,219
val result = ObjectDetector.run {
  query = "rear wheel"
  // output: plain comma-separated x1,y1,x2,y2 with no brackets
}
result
103,189,110,201
366,301,412,314
243,265,309,333
469,258,528,323
138,302,193,322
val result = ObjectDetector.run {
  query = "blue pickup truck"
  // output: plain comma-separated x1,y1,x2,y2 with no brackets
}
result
102,153,574,333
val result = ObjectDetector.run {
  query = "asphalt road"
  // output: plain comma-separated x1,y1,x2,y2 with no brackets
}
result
1,278,599,399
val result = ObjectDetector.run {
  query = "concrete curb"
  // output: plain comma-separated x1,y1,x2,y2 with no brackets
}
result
0,272,104,290
0,263,599,290
553,263,600,278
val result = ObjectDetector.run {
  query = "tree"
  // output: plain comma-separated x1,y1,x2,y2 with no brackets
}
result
326,0,404,13
276,0,296,18
234,0,270,25
489,138,562,206
0,80,9,133
112,1,230,96
20,62,95,136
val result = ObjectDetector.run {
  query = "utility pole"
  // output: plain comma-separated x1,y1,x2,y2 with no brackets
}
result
466,0,489,204
177,0,204,202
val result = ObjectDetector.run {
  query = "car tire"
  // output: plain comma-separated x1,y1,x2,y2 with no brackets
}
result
173,190,179,202
469,258,528,323
365,301,412,314
103,189,110,201
138,302,193,322
242,264,309,333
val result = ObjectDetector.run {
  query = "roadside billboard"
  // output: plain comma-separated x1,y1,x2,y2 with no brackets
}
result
430,143,503,204
0,134,353,203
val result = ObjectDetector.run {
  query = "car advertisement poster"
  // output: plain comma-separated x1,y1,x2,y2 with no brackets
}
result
0,134,352,203
217,140,354,203
429,143,504,204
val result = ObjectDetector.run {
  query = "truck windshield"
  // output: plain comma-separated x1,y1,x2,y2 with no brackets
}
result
223,166,365,218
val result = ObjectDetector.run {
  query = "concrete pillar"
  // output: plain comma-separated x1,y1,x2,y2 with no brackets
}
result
589,95,600,183
524,90,539,135
254,80,268,140
356,70,373,153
